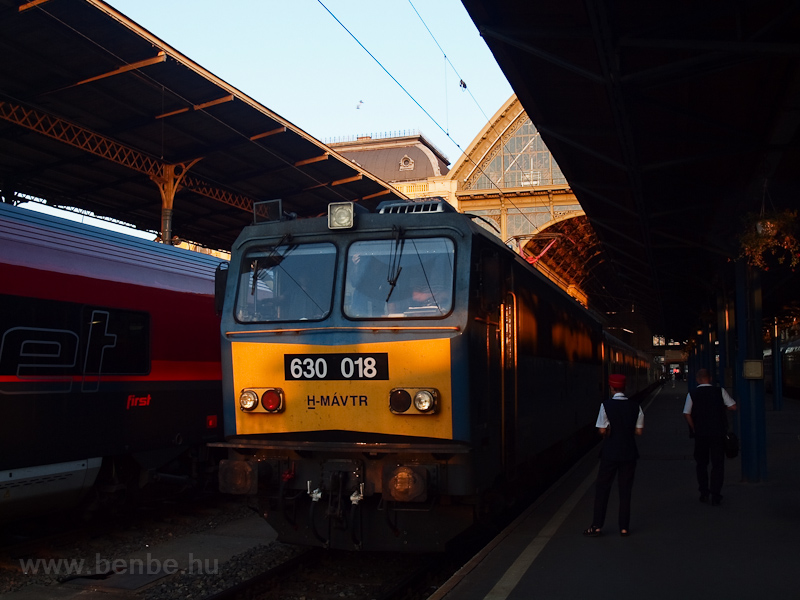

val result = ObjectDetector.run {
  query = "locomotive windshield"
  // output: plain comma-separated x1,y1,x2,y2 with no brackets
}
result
344,237,454,319
235,242,336,323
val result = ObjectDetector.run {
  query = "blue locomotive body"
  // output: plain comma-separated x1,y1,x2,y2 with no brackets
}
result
214,199,656,551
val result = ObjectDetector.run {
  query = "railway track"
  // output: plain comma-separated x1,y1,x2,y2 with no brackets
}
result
205,547,435,600
203,522,498,600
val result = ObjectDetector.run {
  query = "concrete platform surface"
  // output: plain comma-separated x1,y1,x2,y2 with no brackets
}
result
434,381,800,600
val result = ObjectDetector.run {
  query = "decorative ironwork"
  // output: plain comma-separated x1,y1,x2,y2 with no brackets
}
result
0,100,257,214
464,114,566,191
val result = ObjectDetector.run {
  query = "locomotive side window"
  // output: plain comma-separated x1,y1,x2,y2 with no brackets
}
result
235,242,336,323
344,237,454,319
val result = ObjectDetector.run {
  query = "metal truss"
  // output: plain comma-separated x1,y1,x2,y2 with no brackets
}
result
0,100,255,213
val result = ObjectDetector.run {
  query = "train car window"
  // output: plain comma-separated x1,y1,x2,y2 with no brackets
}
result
235,243,336,323
344,237,454,319
82,307,150,375
0,297,149,389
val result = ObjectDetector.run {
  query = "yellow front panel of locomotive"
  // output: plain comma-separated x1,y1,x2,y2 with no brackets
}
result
231,338,453,439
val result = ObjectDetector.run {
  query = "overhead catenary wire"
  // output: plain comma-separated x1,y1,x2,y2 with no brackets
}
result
316,0,447,144
317,0,544,237
406,0,522,187
407,0,493,125
31,0,547,244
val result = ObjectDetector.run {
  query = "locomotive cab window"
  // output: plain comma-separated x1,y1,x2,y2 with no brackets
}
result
344,237,454,319
235,242,336,323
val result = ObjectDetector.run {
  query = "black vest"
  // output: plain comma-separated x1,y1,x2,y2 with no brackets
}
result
690,386,727,437
601,397,640,461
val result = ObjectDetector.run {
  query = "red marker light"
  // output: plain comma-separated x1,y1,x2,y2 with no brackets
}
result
206,415,218,429
261,389,284,412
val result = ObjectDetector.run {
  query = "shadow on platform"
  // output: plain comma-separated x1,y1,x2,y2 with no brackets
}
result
435,381,800,600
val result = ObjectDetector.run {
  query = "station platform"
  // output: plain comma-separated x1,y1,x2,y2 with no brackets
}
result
433,381,799,600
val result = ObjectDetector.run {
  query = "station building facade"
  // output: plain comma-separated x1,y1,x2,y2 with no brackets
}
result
330,95,587,305
330,95,657,355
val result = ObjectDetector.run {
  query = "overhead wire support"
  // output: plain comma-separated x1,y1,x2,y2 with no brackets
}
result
407,0,492,125
405,0,546,237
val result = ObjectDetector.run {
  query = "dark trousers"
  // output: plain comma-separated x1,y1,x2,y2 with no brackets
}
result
592,458,637,530
694,435,725,499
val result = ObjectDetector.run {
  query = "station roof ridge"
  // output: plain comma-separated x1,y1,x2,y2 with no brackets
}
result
328,130,451,166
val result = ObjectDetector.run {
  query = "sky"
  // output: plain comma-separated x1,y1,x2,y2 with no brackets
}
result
22,0,514,237
103,0,513,166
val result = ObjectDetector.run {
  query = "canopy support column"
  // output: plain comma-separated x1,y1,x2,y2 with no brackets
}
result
151,159,201,244
735,260,767,482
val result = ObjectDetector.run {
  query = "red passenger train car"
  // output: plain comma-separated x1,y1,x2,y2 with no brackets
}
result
0,202,225,520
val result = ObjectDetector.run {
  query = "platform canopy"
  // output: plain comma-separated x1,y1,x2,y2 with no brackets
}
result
463,0,800,340
0,0,406,252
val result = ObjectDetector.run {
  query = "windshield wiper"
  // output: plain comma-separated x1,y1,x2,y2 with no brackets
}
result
251,258,261,296
250,234,293,295
385,225,405,302
410,239,441,311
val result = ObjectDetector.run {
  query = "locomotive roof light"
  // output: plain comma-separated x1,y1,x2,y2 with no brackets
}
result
239,390,259,411
328,202,355,229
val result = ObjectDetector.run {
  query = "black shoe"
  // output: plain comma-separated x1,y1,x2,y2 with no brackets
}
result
711,495,722,506
699,494,709,503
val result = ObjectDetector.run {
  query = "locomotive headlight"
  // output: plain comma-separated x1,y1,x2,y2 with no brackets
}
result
390,388,438,414
413,390,436,412
239,390,259,411
328,202,355,229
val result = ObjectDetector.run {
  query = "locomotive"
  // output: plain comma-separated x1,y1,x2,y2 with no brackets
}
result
213,198,656,551
0,202,225,520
